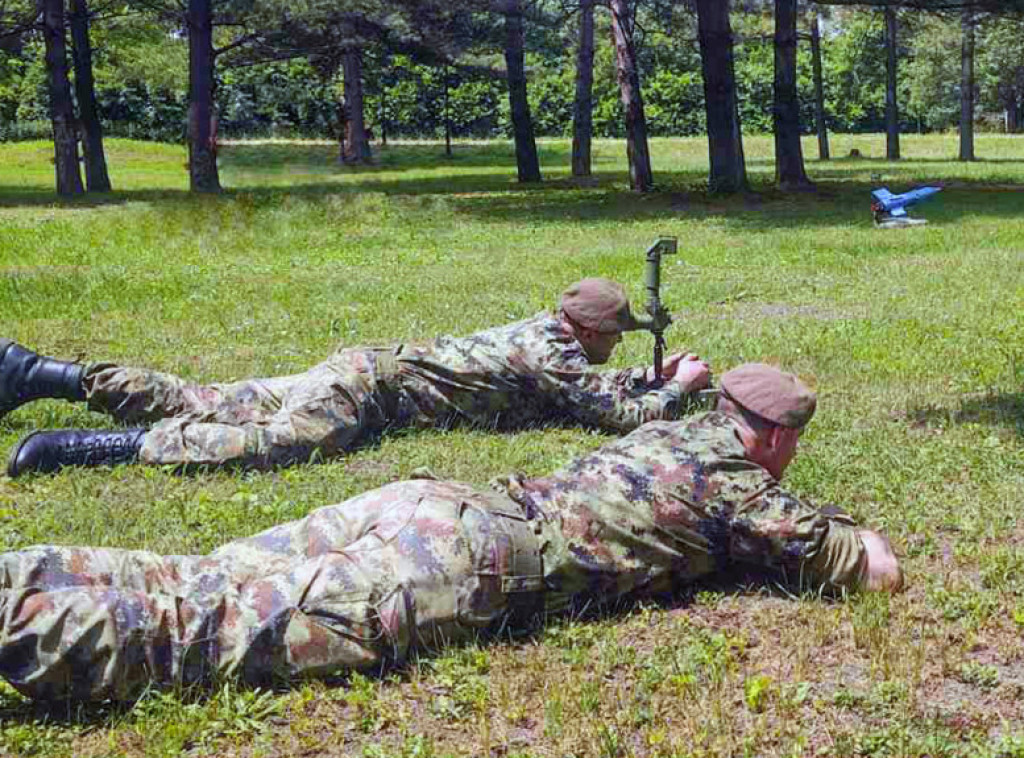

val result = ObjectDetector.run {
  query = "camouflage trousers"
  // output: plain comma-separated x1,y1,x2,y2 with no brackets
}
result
0,480,544,701
82,348,415,467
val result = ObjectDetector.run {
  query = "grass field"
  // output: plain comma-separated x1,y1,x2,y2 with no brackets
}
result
1,133,1024,757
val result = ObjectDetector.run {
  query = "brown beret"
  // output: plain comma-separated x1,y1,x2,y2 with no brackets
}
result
719,363,817,429
560,278,633,333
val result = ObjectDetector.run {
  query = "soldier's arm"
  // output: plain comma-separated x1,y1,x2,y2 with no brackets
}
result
724,486,875,592
542,362,685,432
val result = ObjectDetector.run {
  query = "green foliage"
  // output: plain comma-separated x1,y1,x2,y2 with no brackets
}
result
957,662,999,689
0,720,80,757
6,4,1016,144
118,684,282,755
742,674,773,712
976,16,1024,123
822,9,888,133
424,647,491,722
344,673,394,732
903,14,960,131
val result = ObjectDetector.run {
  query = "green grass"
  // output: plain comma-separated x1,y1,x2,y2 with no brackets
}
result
1,133,1024,756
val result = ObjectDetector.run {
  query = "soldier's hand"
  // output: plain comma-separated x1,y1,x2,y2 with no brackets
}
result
667,355,711,394
647,353,701,384
858,530,904,593
647,352,683,384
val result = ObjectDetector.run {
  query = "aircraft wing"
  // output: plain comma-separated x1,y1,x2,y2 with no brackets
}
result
890,205,907,217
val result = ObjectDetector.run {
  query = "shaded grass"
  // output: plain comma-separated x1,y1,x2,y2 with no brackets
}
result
1,134,1024,756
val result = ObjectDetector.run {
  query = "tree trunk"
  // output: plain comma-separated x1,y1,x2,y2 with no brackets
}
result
42,0,84,196
959,6,975,161
443,66,452,157
571,0,595,178
337,100,347,161
379,70,387,147
341,48,372,165
773,0,812,190
610,0,653,192
810,10,830,161
1007,96,1021,134
504,0,541,183
187,0,220,192
884,6,900,161
69,0,111,192
342,50,370,163
695,0,747,194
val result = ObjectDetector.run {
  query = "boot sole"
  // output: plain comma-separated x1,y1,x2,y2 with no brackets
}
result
0,339,16,420
6,430,41,478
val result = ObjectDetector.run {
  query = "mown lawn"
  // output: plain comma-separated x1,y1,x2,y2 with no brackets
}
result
1,133,1023,757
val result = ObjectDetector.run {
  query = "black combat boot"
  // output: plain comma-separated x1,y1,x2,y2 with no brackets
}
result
7,429,146,477
0,339,86,418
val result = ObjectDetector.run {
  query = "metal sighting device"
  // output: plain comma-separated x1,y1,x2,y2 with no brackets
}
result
628,237,677,387
628,237,719,407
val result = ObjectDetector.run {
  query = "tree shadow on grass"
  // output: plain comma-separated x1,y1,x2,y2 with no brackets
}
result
753,155,1024,166
434,180,1024,232
2,175,1018,233
0,691,130,730
0,186,193,209
908,393,1024,438
222,141,585,173
1,139,1022,232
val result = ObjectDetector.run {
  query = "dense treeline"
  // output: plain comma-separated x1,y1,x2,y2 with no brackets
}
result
0,6,1020,144
2,0,1023,195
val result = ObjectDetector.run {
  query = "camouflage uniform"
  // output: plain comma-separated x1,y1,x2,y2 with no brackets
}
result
0,412,865,701
83,314,685,467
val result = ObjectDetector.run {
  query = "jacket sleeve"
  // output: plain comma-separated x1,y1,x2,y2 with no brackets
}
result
724,485,867,591
540,361,685,433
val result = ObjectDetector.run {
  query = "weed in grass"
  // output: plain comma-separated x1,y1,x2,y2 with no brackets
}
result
596,723,621,758
542,690,563,738
1014,604,1024,628
543,619,601,666
743,674,773,713
779,681,812,711
119,683,281,756
929,582,1001,626
424,648,491,723
694,589,725,608
0,722,79,757
871,678,908,707
980,548,1024,594
833,686,867,709
578,679,602,714
995,734,1024,758
363,734,438,758
958,661,1000,689
343,672,403,734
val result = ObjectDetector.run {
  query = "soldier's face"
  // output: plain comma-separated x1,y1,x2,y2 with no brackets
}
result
579,328,622,364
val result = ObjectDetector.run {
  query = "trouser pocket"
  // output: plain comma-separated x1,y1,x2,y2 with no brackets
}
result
458,494,545,635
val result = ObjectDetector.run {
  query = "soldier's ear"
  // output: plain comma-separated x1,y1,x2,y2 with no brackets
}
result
763,424,797,461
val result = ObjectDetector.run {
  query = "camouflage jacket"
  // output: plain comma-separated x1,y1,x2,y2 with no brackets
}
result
497,411,866,614
387,313,683,433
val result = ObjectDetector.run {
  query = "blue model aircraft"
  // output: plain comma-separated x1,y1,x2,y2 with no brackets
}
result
870,185,942,226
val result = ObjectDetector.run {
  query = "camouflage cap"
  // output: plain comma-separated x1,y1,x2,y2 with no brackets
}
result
719,363,817,429
560,278,634,334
